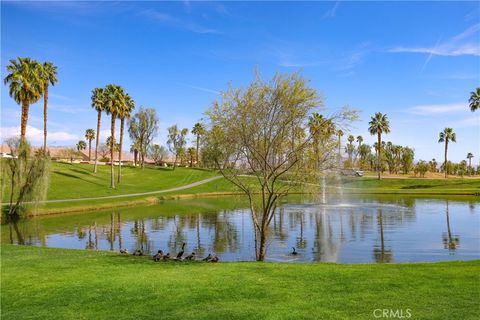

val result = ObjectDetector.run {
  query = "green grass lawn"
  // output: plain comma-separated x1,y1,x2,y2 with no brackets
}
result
1,245,479,319
340,177,480,195
46,162,217,199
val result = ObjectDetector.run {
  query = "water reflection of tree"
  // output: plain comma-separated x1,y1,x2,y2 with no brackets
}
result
442,200,460,251
213,211,239,253
86,225,95,249
312,208,338,262
373,209,393,263
272,208,288,241
292,210,307,249
131,219,150,252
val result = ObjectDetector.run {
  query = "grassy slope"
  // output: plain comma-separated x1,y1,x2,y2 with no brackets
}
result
46,162,217,199
2,245,479,320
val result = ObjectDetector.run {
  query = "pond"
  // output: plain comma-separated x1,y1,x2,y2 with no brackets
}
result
3,195,479,263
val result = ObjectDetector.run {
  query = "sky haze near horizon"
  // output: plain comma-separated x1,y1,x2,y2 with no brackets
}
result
1,1,479,163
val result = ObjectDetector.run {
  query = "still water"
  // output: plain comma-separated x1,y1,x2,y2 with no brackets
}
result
3,195,479,263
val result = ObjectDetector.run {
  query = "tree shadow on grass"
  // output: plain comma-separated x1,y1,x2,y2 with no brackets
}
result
53,171,104,186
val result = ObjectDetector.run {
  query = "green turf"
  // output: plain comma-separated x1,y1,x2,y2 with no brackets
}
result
1,161,217,201
1,245,479,319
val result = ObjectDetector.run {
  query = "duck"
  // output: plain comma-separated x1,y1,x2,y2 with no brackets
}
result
133,249,144,256
176,242,186,260
185,252,196,261
120,249,128,255
291,247,298,255
153,250,164,262
162,253,171,261
202,254,213,262
210,256,219,263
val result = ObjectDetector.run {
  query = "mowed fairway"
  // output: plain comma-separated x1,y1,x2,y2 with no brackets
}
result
30,162,218,200
1,245,479,320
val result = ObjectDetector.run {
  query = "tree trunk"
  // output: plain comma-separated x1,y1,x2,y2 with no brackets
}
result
134,149,137,167
20,100,30,143
94,110,101,173
117,117,124,184
110,112,116,189
88,140,92,161
257,227,267,261
196,135,200,167
377,133,381,180
173,154,177,171
444,141,448,179
43,84,48,151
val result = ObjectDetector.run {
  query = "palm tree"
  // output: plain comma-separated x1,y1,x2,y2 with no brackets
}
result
39,62,58,151
130,143,139,167
368,112,391,180
77,140,87,152
4,57,43,142
467,152,474,175
117,93,135,184
91,87,106,173
337,129,344,163
469,87,480,112
192,122,205,167
438,128,456,179
356,135,363,147
85,129,95,161
104,84,125,188
187,147,196,167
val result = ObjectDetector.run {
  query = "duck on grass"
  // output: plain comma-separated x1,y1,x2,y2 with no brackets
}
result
120,243,220,263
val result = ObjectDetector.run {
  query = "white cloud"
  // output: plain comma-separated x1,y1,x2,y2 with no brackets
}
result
389,24,480,57
182,84,220,95
1,126,79,143
141,9,219,34
407,103,468,115
454,116,480,128
323,1,341,19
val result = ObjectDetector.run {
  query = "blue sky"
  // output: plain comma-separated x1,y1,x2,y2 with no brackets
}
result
1,1,479,163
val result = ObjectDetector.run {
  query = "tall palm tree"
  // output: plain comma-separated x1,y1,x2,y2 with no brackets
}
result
336,129,344,161
104,84,125,188
85,129,95,161
192,122,205,167
39,62,58,151
469,87,480,112
368,112,391,180
466,152,474,175
91,87,106,173
4,57,43,143
438,128,456,179
117,93,135,184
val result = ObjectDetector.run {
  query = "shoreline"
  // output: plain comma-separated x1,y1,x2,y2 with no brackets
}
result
5,189,479,218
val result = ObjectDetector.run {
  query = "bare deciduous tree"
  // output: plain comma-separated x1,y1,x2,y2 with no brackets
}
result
205,72,356,261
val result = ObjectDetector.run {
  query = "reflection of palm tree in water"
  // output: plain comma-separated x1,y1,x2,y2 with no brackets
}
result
86,225,95,249
295,211,307,249
131,219,149,252
117,212,122,250
373,209,393,263
109,213,115,251
443,200,460,251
